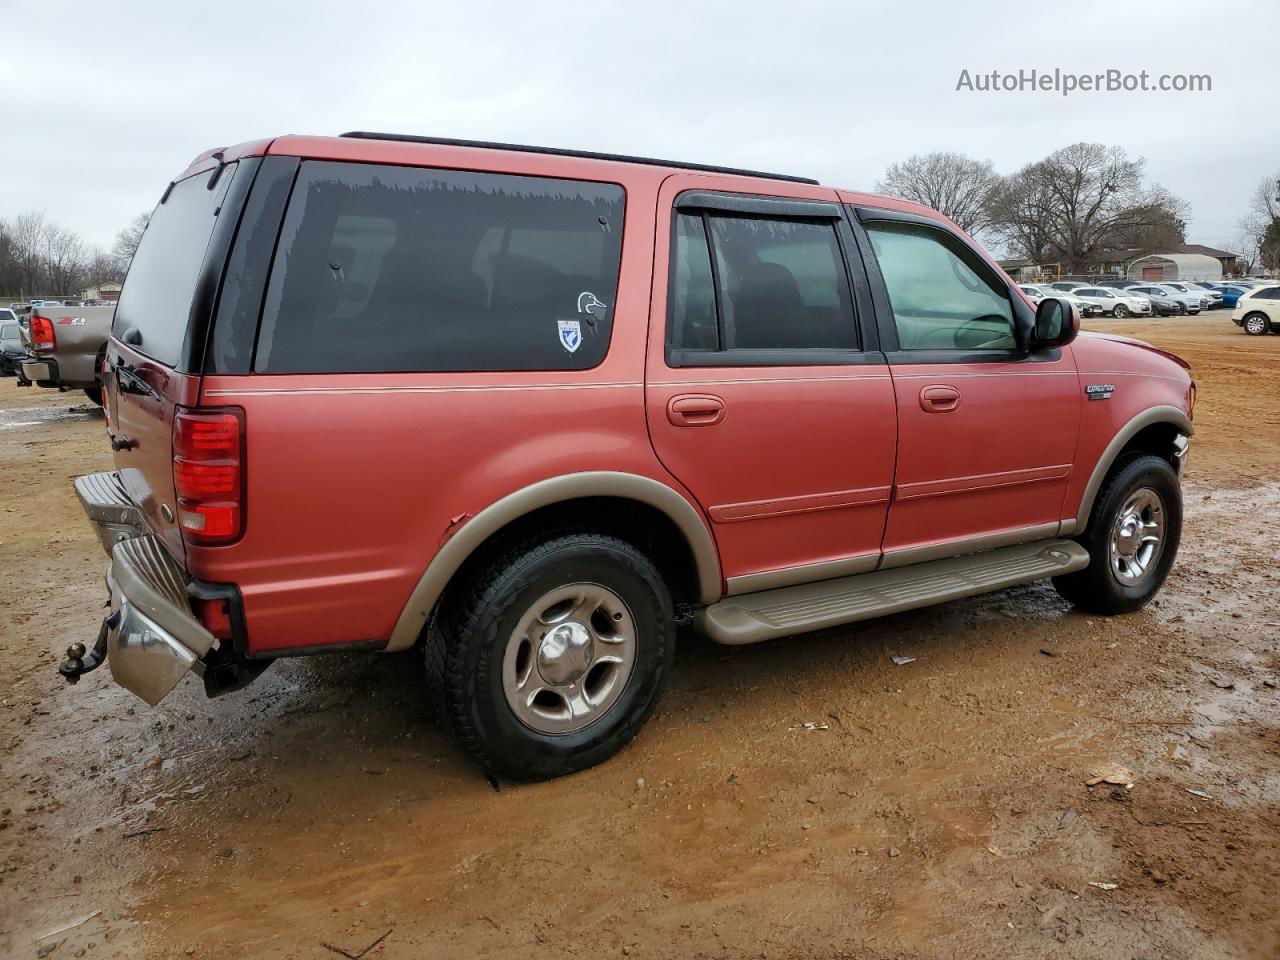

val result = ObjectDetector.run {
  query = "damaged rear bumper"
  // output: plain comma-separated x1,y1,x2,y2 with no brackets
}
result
73,471,216,705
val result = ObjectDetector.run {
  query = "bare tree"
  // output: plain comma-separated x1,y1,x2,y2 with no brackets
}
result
43,224,87,295
988,143,1187,274
1237,172,1280,274
83,248,121,288
875,152,1000,236
112,213,150,274
10,211,49,296
1228,227,1261,276
0,221,18,294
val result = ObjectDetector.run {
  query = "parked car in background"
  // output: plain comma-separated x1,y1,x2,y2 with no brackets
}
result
1231,285,1280,335
1182,281,1224,308
1020,284,1103,316
1070,286,1154,317
1048,282,1085,294
1127,285,1183,316
16,303,115,403
1095,279,1142,290
0,315,24,375
63,131,1196,781
1212,284,1252,308
1159,282,1210,312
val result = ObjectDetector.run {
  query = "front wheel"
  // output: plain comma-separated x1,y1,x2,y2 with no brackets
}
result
425,532,674,780
1112,304,1130,318
1053,454,1182,615
1243,312,1272,336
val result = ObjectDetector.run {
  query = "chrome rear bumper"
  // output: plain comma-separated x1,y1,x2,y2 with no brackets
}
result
74,471,214,705
105,536,216,705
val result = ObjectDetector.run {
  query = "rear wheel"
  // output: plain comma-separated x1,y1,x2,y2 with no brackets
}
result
425,532,674,781
1053,454,1182,615
1243,312,1272,336
83,387,103,406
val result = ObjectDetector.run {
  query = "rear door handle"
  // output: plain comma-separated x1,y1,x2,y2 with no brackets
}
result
919,384,961,413
667,394,725,426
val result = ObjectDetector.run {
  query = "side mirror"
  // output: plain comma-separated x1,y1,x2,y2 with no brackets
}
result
1031,297,1078,350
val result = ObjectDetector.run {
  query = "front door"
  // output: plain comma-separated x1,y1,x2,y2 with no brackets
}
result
646,178,897,594
855,211,1082,567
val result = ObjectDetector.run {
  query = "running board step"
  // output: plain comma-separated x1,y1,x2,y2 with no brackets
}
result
697,540,1089,645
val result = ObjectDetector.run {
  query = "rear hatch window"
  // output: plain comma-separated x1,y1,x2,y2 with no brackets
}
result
113,163,240,367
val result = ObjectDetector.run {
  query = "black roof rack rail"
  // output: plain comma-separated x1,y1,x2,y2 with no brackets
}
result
337,132,820,185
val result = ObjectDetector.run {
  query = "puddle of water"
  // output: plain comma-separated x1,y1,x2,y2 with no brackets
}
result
0,405,101,429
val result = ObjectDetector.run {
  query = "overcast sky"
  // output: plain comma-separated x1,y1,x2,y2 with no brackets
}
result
3,0,1274,256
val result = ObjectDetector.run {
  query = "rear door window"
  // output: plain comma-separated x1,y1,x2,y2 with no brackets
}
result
254,161,625,373
669,211,857,355
112,163,239,366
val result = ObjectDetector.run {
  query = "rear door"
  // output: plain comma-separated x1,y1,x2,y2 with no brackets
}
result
646,178,897,594
106,159,253,561
853,208,1081,566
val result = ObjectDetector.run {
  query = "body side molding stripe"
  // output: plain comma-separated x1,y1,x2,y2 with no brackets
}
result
710,485,892,523
894,465,1071,503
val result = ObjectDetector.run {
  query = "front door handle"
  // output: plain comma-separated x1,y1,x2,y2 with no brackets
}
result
667,394,725,426
919,384,961,413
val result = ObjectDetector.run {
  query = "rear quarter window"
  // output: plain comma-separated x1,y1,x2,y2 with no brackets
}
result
113,163,239,366
254,161,626,373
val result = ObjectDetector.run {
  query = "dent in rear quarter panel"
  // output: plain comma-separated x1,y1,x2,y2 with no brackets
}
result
187,167,694,655
1059,333,1193,524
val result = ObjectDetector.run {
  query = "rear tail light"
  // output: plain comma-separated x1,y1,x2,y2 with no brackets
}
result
30,315,55,352
173,407,244,545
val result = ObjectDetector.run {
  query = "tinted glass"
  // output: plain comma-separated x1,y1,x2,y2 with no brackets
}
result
0,323,17,338
113,163,239,366
866,222,1015,350
706,215,856,350
669,213,718,351
256,161,625,373
1256,286,1280,300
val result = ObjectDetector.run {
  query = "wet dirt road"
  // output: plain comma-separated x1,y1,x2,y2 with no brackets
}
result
2,318,1278,959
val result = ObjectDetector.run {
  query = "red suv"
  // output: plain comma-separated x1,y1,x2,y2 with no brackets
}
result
67,133,1194,780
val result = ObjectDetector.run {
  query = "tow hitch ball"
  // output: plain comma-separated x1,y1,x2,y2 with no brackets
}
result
58,612,116,683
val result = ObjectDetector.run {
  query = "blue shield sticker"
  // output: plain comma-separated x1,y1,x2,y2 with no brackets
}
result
557,319,582,354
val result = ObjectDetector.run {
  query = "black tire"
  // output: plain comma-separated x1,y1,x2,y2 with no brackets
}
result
1243,312,1271,336
1053,454,1182,615
1112,304,1129,318
83,386,104,406
425,532,674,781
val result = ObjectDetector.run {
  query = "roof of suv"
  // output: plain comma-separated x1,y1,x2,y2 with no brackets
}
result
174,132,972,253
337,131,821,185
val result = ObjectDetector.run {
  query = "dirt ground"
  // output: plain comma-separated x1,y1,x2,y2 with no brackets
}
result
2,316,1278,960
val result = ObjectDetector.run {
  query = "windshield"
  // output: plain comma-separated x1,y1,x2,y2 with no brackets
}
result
112,162,239,366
